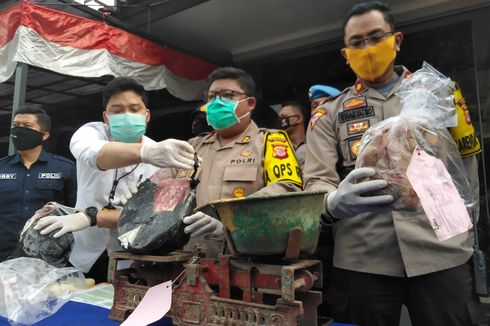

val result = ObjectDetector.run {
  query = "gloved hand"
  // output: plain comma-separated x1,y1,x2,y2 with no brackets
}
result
34,212,90,238
183,212,224,238
140,139,195,170
112,182,139,206
327,167,393,219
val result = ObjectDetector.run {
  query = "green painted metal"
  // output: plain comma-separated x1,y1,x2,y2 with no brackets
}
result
198,191,327,256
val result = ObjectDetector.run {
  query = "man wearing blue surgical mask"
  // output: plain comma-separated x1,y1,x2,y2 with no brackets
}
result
36,77,195,282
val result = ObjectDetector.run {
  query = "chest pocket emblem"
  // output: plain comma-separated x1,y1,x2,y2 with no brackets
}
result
348,120,370,135
233,187,245,198
349,139,362,160
241,150,253,157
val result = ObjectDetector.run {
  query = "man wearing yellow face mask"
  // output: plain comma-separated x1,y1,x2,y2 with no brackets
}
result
304,1,484,326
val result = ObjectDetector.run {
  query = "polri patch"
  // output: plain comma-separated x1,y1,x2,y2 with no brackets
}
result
38,172,62,179
343,96,367,110
0,173,16,180
347,120,370,135
338,106,374,124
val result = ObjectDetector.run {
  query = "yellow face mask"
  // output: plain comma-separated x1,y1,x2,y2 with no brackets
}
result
344,35,397,82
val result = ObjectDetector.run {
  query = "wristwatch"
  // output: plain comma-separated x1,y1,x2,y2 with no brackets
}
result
85,206,98,226
321,211,340,225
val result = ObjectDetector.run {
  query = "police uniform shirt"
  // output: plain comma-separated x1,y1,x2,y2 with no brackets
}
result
0,150,76,260
295,141,307,168
303,66,480,277
185,121,303,257
189,121,301,207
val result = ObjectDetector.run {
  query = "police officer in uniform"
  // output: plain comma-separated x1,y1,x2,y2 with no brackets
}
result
0,105,76,261
278,101,307,168
308,84,341,112
304,2,484,326
181,67,303,257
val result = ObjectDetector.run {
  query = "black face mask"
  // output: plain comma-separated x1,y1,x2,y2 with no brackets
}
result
10,127,44,151
278,115,300,130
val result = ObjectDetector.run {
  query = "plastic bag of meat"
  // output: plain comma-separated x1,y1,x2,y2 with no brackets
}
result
355,62,474,212
117,158,199,255
10,202,77,267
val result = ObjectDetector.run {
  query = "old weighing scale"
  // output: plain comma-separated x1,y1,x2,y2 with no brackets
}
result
108,191,329,325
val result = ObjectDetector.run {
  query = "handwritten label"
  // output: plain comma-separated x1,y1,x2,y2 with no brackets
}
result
406,148,472,241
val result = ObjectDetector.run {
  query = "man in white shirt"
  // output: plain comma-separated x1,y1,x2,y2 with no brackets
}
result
36,77,195,281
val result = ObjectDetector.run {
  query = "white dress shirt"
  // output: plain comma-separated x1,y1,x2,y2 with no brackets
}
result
68,122,159,272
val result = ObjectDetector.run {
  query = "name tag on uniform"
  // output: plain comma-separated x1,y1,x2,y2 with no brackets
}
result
338,106,375,123
38,173,62,179
0,173,16,180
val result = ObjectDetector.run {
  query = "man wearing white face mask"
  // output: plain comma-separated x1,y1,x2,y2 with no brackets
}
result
181,67,304,258
36,77,196,282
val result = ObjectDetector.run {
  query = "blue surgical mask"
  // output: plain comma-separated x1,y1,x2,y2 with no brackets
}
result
206,97,249,130
107,113,147,143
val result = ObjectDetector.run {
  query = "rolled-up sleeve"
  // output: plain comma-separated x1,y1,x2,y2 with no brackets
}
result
70,123,110,170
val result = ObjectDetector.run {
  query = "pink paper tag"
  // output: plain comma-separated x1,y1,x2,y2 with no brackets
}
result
406,148,472,241
121,281,172,326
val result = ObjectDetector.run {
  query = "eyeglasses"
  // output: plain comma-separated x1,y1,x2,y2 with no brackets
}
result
206,90,247,102
347,31,393,49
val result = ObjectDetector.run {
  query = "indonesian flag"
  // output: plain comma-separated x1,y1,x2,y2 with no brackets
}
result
0,1,219,100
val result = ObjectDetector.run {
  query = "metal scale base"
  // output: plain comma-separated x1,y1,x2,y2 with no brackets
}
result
170,255,328,325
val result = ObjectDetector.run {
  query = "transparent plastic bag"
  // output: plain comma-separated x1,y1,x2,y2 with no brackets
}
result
355,62,474,212
0,257,87,325
11,202,78,268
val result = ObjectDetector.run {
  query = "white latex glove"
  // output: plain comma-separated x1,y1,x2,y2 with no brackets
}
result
327,167,393,219
112,182,139,206
140,139,195,170
34,212,90,238
183,212,224,238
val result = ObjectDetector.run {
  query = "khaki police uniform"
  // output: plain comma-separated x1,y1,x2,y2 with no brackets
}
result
185,121,303,257
304,66,481,278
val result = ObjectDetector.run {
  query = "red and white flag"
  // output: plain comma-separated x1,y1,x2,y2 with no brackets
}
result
0,1,218,100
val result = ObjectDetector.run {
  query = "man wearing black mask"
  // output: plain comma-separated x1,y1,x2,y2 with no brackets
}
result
278,101,307,167
0,105,76,261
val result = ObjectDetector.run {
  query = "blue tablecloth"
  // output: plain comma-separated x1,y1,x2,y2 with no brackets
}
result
0,301,351,325
0,301,119,326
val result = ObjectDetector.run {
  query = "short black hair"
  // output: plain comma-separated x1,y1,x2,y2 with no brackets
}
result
207,67,256,97
102,77,148,109
14,105,51,132
343,1,395,34
281,100,306,119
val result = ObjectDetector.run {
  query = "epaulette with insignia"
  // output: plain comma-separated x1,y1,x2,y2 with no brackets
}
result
202,132,217,143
